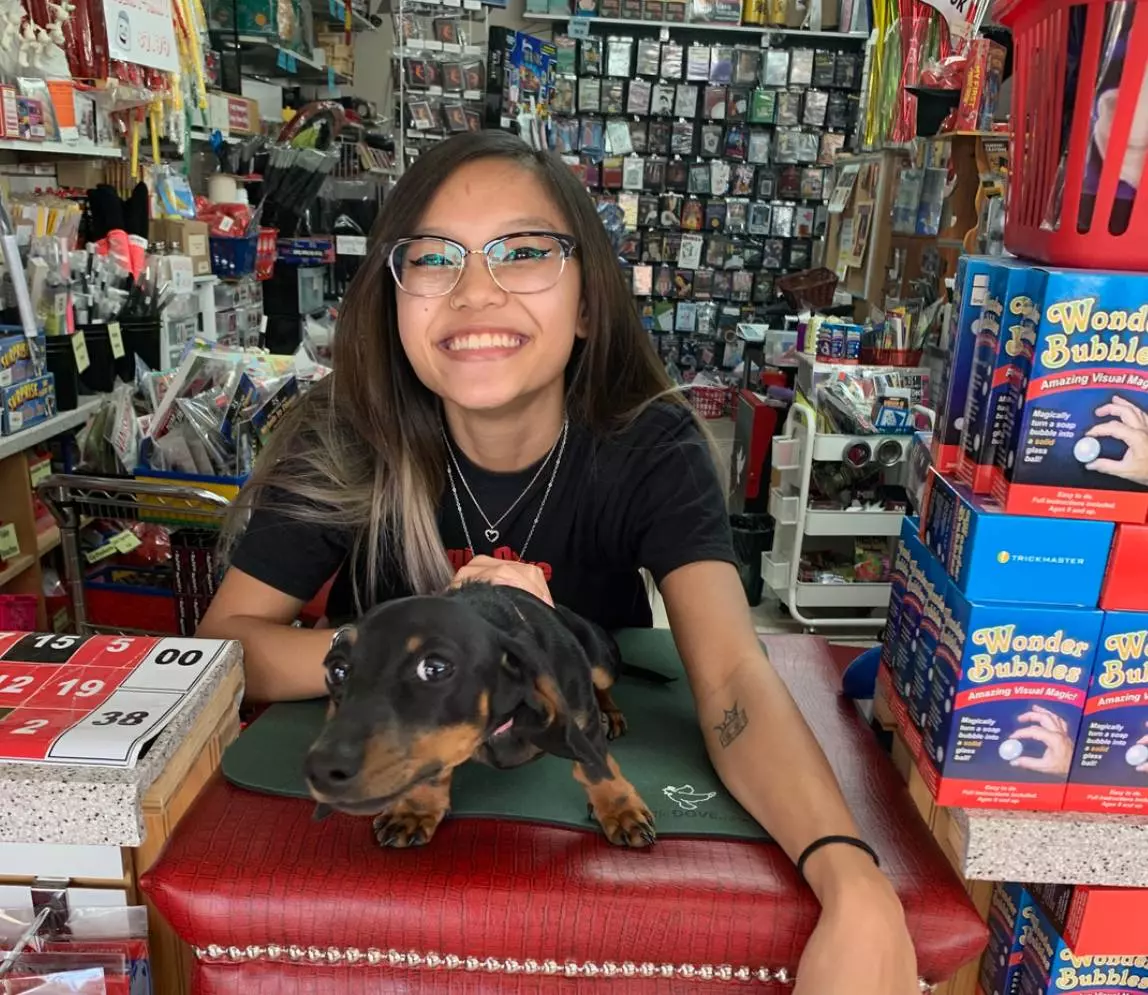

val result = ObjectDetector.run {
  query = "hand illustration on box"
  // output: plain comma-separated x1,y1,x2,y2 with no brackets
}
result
1129,729,1148,774
1003,705,1075,776
1084,395,1148,486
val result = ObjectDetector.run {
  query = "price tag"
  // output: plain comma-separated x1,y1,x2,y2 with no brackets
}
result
84,542,120,565
111,530,142,554
328,67,337,89
71,331,90,374
335,234,367,256
443,0,462,7
107,322,125,360
287,54,298,72
464,0,481,8
28,460,52,488
569,17,591,37
0,523,20,561
276,49,289,69
659,26,669,40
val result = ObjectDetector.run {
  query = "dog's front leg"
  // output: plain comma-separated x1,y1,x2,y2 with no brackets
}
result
574,755,656,848
373,771,454,848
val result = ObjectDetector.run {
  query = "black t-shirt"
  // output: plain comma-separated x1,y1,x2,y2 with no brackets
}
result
230,402,737,629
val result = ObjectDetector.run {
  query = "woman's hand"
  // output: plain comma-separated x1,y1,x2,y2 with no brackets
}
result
451,554,554,606
795,853,918,995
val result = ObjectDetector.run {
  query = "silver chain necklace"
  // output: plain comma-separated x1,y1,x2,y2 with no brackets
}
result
442,416,568,544
444,418,569,561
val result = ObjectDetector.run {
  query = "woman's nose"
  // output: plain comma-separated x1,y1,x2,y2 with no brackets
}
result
451,252,506,308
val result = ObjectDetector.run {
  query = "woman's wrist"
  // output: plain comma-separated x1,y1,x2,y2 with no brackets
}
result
802,839,901,913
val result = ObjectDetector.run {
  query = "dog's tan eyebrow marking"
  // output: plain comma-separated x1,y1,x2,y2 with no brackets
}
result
406,635,424,653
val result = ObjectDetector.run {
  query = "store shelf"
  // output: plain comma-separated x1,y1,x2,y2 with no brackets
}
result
0,552,34,587
213,34,352,85
804,509,905,536
957,807,1148,887
319,0,377,30
0,139,121,158
36,526,60,557
0,397,103,462
527,12,868,37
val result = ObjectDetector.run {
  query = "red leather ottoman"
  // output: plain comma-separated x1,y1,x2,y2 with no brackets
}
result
141,635,987,993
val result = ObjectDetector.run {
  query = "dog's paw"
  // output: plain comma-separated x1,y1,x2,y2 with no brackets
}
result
372,807,447,848
588,795,656,848
599,707,627,741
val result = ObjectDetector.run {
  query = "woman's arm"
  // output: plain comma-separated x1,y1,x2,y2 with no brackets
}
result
198,567,331,702
660,559,917,995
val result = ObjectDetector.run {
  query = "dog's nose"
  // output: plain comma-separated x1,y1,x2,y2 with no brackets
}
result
305,740,364,793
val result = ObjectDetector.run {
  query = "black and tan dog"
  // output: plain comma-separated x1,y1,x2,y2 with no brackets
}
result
304,582,656,849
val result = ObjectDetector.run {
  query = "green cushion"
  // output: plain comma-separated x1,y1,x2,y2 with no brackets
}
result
222,628,770,842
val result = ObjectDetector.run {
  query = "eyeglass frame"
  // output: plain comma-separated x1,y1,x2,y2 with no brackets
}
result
385,230,579,298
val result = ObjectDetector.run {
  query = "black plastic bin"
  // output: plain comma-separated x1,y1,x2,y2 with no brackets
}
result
43,336,82,411
119,318,161,372
76,325,118,392
730,513,774,608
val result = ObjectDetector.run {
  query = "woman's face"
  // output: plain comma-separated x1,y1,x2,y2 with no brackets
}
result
394,158,585,415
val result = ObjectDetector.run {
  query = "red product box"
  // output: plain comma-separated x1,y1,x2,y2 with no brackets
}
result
954,39,1006,133
1100,523,1148,611
1027,882,1148,956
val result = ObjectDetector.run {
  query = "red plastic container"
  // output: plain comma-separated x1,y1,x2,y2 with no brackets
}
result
1000,0,1148,270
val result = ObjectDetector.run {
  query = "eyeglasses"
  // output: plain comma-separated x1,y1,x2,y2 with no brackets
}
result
387,231,578,298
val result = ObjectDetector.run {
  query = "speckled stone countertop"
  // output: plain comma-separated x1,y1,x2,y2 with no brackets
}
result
0,641,243,848
953,807,1148,886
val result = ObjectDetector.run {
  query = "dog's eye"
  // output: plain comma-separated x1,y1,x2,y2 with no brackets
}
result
415,657,454,682
327,662,350,687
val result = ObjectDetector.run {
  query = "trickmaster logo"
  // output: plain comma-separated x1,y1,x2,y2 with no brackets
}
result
1042,297,1148,370
998,551,1010,564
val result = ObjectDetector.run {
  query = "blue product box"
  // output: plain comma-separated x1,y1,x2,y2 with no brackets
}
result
920,467,1114,607
920,583,1101,811
880,517,917,679
933,256,998,473
907,548,947,729
979,882,1035,995
891,530,928,704
1019,896,1148,993
954,262,1009,492
963,263,1046,495
1064,611,1148,814
998,267,1148,524
0,331,38,388
1,372,55,436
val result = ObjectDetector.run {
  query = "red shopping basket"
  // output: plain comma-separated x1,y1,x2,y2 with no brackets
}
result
1001,0,1148,270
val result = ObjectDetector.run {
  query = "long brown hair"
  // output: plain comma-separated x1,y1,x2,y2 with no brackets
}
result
231,131,682,606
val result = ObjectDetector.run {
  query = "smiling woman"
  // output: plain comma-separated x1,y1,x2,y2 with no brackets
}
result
197,130,919,995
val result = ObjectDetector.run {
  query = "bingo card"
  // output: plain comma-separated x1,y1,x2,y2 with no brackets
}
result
0,633,229,767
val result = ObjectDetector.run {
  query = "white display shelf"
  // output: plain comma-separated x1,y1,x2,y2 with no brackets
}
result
529,11,868,37
771,436,800,471
765,573,891,609
0,397,103,462
0,139,121,158
768,487,798,527
804,509,905,537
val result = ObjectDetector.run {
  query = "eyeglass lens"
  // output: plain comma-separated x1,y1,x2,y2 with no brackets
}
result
391,234,568,296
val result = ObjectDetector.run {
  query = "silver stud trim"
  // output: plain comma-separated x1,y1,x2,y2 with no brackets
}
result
191,941,936,989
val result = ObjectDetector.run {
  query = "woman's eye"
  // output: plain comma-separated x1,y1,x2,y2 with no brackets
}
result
416,657,454,682
411,253,452,268
505,247,548,262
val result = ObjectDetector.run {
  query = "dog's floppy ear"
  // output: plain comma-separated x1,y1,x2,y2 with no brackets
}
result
497,633,609,776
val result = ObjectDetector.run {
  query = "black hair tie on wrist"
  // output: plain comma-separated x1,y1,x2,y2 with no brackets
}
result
796,835,880,884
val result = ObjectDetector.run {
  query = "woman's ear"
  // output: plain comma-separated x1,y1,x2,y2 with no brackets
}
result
575,299,589,340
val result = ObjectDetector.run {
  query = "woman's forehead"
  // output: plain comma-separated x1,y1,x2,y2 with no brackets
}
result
416,160,565,237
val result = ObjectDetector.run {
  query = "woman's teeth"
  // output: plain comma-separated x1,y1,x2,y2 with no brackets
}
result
444,333,526,351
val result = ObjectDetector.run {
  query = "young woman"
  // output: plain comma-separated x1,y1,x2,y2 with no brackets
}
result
199,130,917,993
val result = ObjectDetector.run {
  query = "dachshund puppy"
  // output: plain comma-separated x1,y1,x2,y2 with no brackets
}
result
304,582,656,849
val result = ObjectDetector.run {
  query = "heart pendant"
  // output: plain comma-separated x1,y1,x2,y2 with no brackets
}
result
484,528,499,543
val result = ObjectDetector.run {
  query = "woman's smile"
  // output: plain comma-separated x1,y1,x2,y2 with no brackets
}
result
437,327,530,360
